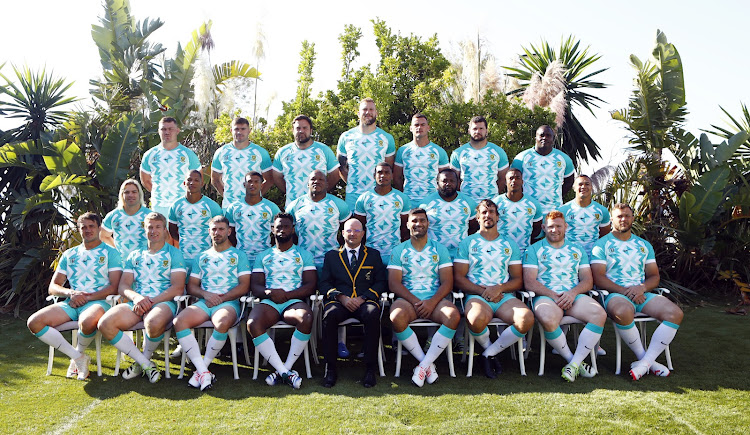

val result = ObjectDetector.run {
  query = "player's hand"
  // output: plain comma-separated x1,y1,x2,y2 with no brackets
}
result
204,292,223,308
133,295,153,315
414,299,437,319
556,292,575,311
268,288,288,304
482,285,504,303
625,284,646,301
69,292,88,308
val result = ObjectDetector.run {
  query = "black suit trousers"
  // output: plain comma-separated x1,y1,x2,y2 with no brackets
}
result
322,301,381,368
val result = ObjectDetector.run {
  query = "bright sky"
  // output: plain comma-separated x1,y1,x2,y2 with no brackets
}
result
3,0,748,172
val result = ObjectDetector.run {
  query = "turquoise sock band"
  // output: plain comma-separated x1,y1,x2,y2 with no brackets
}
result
437,324,456,339
544,327,563,340
293,329,310,341
109,330,124,345
252,333,270,346
175,329,191,339
585,323,604,334
395,327,414,341
34,326,50,337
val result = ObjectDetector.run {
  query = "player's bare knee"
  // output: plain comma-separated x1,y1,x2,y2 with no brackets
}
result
445,309,460,329
663,306,683,325
516,310,535,333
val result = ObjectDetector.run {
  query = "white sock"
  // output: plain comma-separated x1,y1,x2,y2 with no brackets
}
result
571,324,603,366
545,328,574,362
202,331,227,369
252,333,289,375
642,322,679,366
176,330,208,373
616,322,646,358
483,326,523,357
419,325,455,368
34,326,81,359
395,327,425,361
142,333,163,361
76,330,96,353
284,330,310,368
471,327,491,349
111,331,150,367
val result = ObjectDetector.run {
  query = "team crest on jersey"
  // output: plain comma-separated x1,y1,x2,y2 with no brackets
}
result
139,221,145,228
315,155,321,161
180,156,186,163
251,155,257,161
490,154,496,161
98,256,106,264
556,161,562,167
394,201,401,208
294,257,301,264
504,248,511,255
595,213,601,220
463,207,468,213
429,153,436,159
378,140,384,147
431,255,438,262
526,207,533,215
572,253,580,260
201,210,208,217
327,207,334,214
162,260,169,268
639,247,647,254
230,257,237,265
262,212,269,219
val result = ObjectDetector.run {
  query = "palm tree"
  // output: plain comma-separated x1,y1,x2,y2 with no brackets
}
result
504,36,608,165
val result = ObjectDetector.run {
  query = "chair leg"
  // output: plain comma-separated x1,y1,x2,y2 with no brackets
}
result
447,341,455,377
47,346,55,376
229,327,239,380
395,341,403,377
253,347,260,380
96,333,103,376
614,322,623,375
665,345,673,370
538,324,546,376
303,342,312,378
163,330,171,379
241,326,251,366
466,335,475,377
517,338,526,376
378,335,385,377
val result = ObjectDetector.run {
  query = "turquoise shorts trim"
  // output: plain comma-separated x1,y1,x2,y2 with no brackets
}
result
193,299,241,318
260,298,304,314
126,300,178,316
533,293,586,307
466,293,516,313
57,299,110,321
604,292,658,312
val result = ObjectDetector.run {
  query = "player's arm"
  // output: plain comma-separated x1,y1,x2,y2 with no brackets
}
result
338,155,349,182
497,167,508,194
99,228,115,248
272,169,286,193
210,169,224,195
139,169,153,192
562,174,574,197
385,154,395,168
118,271,140,302
393,165,404,190
326,168,341,192
285,269,317,300
48,271,75,298
251,271,269,298
168,223,180,242
388,268,419,305
569,266,594,296
155,270,186,304
591,263,626,294
219,273,251,302
522,266,558,299
417,265,454,318
599,224,612,238
261,171,273,195
453,262,485,295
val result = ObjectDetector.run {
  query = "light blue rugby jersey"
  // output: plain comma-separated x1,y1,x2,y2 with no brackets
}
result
140,144,201,211
511,148,574,214
56,242,122,293
449,142,509,204
124,244,185,298
191,247,251,295
168,196,223,261
211,142,272,208
273,141,338,207
455,233,522,287
388,238,452,300
419,192,477,259
354,188,410,258
523,238,589,293
591,232,656,288
225,198,281,265
287,194,351,267
337,126,396,209
491,193,543,255
395,141,449,205
253,245,316,292
559,200,611,256
102,206,151,261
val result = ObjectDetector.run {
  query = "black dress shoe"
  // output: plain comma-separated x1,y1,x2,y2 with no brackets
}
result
362,369,377,388
490,355,503,375
478,354,497,379
322,366,337,388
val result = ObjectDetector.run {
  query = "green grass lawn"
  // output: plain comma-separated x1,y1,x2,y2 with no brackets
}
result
1,302,748,434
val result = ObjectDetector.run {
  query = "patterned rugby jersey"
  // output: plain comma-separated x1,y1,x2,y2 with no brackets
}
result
191,247,251,295
559,200,611,256
124,244,185,298
523,239,589,293
102,206,151,260
273,141,338,207
168,196,223,261
388,238,452,300
419,192,477,259
287,194,351,267
455,233,521,287
395,141,449,205
225,198,281,265
511,148,574,214
591,232,656,288
354,188,411,258
140,144,201,211
337,126,396,209
253,245,316,292
449,142,509,203
492,193,543,255
56,243,122,293
211,142,272,208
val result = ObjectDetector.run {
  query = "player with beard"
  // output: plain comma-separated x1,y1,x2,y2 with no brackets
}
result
273,115,340,207
523,211,605,382
389,209,459,387
591,203,683,380
419,168,477,259
512,125,575,214
211,117,273,208
492,168,543,256
454,200,534,378
337,98,396,210
247,213,317,389
449,116,509,204
173,216,251,391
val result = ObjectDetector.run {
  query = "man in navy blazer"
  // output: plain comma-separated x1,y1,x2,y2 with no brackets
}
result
319,218,387,388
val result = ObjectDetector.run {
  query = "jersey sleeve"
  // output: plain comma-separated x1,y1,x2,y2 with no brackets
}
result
191,254,204,279
436,242,452,269
388,243,404,270
102,210,115,232
286,198,299,219
510,150,525,171
140,147,154,174
224,203,236,226
449,149,461,171
208,198,223,217
237,250,251,276
645,240,656,263
530,197,544,222
272,147,284,172
56,250,70,276
599,205,611,227
336,132,348,157
438,147,449,167
107,247,122,271
123,251,136,273
187,148,201,171
578,249,590,268
590,238,607,264
563,153,575,178
335,197,351,222
400,192,412,214
170,248,186,273
454,238,470,264
211,146,224,173
354,193,367,215
323,144,340,172
384,131,396,157
252,251,266,273
523,244,539,268
168,202,179,224
394,146,405,167
496,146,509,171
466,196,478,220
270,201,281,218
509,239,522,264
259,147,273,172
301,248,316,271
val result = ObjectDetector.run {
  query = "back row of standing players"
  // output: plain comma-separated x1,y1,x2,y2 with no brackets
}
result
115,98,605,275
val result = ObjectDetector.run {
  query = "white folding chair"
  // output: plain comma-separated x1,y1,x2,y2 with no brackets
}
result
44,295,104,377
597,289,674,374
329,293,390,377
177,295,243,380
